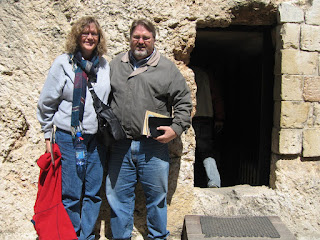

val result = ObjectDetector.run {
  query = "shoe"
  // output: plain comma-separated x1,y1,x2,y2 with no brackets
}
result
207,182,219,188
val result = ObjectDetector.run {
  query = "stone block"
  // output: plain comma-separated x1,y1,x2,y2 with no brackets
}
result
306,0,320,25
301,24,320,52
275,49,318,75
272,128,302,154
271,155,320,194
282,101,309,128
274,101,310,128
303,128,320,157
274,74,303,101
303,76,320,101
276,23,300,50
313,103,320,127
269,154,301,190
277,3,304,23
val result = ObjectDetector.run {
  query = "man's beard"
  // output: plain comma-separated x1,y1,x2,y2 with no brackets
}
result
134,48,148,59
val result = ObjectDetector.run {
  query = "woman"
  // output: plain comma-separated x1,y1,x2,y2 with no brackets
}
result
37,16,110,240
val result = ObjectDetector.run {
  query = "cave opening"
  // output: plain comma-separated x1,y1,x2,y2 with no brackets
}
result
189,25,275,187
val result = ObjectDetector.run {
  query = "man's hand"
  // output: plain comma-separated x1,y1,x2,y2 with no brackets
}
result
154,126,177,143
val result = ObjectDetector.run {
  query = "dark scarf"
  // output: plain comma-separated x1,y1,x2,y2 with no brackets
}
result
71,51,99,134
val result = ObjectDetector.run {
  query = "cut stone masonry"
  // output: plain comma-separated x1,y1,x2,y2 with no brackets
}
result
0,0,319,239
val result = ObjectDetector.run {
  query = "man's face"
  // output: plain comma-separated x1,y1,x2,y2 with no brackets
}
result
130,25,155,60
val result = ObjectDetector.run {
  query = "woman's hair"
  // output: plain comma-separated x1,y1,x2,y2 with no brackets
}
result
65,16,107,56
130,19,156,39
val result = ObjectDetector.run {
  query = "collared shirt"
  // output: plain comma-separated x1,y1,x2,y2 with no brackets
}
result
129,49,155,70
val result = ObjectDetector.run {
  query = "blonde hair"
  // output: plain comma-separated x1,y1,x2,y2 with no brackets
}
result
65,16,107,56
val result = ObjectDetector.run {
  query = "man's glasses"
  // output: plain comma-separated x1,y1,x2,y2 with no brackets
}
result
132,35,152,42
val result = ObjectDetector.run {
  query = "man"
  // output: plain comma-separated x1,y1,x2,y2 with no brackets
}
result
190,65,224,188
106,19,192,240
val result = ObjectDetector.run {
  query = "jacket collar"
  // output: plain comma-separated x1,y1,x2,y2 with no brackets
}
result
121,48,160,77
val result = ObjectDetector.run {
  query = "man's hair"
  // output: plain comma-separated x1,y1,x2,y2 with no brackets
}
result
65,16,107,56
130,19,156,39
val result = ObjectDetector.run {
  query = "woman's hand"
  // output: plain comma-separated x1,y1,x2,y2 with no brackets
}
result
45,139,51,153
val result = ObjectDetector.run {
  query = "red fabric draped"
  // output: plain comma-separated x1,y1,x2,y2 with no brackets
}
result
32,143,77,240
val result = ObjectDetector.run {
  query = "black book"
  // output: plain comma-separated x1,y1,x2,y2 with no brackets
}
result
148,117,173,137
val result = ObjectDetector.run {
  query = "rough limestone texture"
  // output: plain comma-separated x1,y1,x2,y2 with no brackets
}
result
274,74,304,101
305,0,320,25
1,0,320,240
276,23,301,49
277,2,304,23
272,127,303,154
303,76,320,102
303,128,320,157
276,49,319,75
301,24,320,52
273,101,310,128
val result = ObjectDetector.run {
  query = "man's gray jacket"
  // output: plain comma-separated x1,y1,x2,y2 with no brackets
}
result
110,49,192,139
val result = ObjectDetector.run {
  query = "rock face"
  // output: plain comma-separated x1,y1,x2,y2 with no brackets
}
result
0,0,319,239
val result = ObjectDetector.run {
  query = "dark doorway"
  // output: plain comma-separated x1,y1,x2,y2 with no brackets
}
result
190,26,274,187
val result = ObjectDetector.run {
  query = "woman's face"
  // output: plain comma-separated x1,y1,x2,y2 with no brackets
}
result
79,23,99,59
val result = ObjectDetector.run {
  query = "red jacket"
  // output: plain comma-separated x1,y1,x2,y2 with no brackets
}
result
32,144,77,240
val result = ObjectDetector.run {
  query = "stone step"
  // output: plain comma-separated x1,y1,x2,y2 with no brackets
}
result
182,215,296,240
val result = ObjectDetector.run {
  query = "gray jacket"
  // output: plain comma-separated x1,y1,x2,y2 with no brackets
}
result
37,54,111,139
110,49,192,139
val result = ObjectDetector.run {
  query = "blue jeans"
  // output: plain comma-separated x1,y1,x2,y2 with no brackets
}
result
203,157,221,187
55,129,105,240
106,138,170,240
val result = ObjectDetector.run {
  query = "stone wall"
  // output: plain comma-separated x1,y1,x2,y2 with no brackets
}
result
0,0,319,239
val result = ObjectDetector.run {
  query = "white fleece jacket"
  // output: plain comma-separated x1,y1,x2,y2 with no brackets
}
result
37,54,111,139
